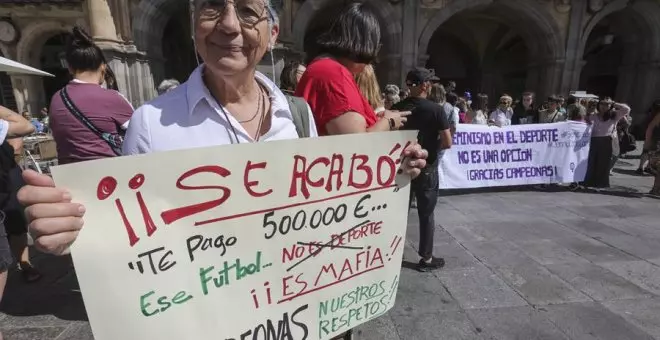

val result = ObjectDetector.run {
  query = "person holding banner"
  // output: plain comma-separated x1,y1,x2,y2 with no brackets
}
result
583,99,631,189
489,95,513,127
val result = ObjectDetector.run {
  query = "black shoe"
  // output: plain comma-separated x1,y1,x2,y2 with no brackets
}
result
417,257,445,272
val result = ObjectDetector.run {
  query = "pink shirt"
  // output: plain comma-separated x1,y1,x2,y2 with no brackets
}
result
49,81,133,164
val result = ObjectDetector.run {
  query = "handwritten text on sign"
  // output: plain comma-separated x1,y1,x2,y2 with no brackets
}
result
438,122,592,189
51,131,416,340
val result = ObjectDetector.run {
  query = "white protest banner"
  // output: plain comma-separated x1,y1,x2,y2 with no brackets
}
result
438,122,592,189
51,131,416,340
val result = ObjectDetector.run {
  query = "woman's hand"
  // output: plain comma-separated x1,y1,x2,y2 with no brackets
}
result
17,170,86,256
382,110,411,130
399,142,428,179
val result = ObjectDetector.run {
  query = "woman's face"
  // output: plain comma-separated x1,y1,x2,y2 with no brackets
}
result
499,99,511,109
195,0,278,76
598,102,610,113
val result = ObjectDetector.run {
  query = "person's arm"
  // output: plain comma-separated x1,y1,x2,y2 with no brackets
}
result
121,106,151,155
613,103,631,121
111,91,135,130
7,137,23,157
0,106,35,138
436,106,452,150
645,113,660,147
325,111,392,135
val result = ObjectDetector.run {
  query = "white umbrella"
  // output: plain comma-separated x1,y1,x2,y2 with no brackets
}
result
0,56,54,77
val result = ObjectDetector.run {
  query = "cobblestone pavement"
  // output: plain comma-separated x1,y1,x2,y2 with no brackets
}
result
1,154,659,340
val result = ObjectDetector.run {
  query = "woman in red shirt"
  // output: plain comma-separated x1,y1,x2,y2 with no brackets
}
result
295,3,426,340
295,2,409,136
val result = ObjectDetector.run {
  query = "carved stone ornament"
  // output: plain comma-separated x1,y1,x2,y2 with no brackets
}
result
589,0,605,12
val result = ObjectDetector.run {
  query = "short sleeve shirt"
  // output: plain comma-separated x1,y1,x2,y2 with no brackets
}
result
49,81,134,164
393,97,449,165
295,58,378,136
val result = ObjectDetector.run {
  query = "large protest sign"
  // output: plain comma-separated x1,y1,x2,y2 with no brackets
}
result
50,131,417,340
439,122,591,189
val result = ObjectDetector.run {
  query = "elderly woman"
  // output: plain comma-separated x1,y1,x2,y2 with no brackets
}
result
383,84,400,110
157,79,180,95
489,95,513,127
17,0,426,264
279,60,306,94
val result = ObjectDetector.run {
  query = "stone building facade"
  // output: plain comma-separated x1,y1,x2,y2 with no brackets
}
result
1,0,659,120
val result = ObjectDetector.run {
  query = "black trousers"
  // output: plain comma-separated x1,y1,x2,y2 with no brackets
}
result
409,163,439,259
584,136,612,188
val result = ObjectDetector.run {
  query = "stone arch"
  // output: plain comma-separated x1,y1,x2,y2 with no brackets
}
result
418,0,565,62
291,0,402,84
579,0,660,62
132,0,183,58
16,21,73,67
578,0,660,119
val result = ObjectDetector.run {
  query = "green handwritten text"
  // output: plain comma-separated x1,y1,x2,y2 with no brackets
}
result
140,290,193,317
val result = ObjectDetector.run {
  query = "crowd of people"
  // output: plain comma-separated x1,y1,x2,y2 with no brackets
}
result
0,1,659,339
341,72,658,193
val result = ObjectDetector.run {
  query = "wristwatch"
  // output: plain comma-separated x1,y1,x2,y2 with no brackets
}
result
389,118,396,130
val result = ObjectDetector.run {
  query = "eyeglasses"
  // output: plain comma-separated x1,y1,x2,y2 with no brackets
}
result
197,0,269,26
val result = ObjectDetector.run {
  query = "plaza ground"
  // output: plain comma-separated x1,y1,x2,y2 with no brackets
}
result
1,154,658,340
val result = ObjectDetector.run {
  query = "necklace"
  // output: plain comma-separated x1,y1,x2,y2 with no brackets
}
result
237,91,263,123
216,82,268,144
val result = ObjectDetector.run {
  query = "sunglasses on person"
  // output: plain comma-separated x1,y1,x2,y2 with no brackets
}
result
197,0,272,26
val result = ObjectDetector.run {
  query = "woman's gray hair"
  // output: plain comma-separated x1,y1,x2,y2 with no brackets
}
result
158,79,180,95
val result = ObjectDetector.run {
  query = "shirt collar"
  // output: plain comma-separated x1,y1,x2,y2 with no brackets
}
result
185,64,285,117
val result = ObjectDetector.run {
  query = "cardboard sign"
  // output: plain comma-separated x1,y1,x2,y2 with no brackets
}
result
51,131,416,340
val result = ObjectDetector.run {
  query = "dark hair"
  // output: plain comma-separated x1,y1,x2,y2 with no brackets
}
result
66,27,105,73
475,93,489,112
280,60,302,92
311,2,381,64
568,104,586,121
566,96,577,106
522,91,535,99
447,92,459,106
547,95,561,104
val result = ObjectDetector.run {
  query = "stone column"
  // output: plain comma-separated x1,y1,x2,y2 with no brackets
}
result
560,0,587,93
87,0,119,44
527,59,564,100
86,0,152,106
619,60,660,120
400,0,418,86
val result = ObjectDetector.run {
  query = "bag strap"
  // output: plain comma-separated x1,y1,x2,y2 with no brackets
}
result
60,86,121,156
286,95,311,138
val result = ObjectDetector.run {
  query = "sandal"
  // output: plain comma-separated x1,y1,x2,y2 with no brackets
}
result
19,263,42,283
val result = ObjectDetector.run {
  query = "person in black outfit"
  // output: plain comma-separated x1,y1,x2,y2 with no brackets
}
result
392,68,452,272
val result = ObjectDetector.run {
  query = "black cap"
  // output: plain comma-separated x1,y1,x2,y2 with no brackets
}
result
406,68,440,86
